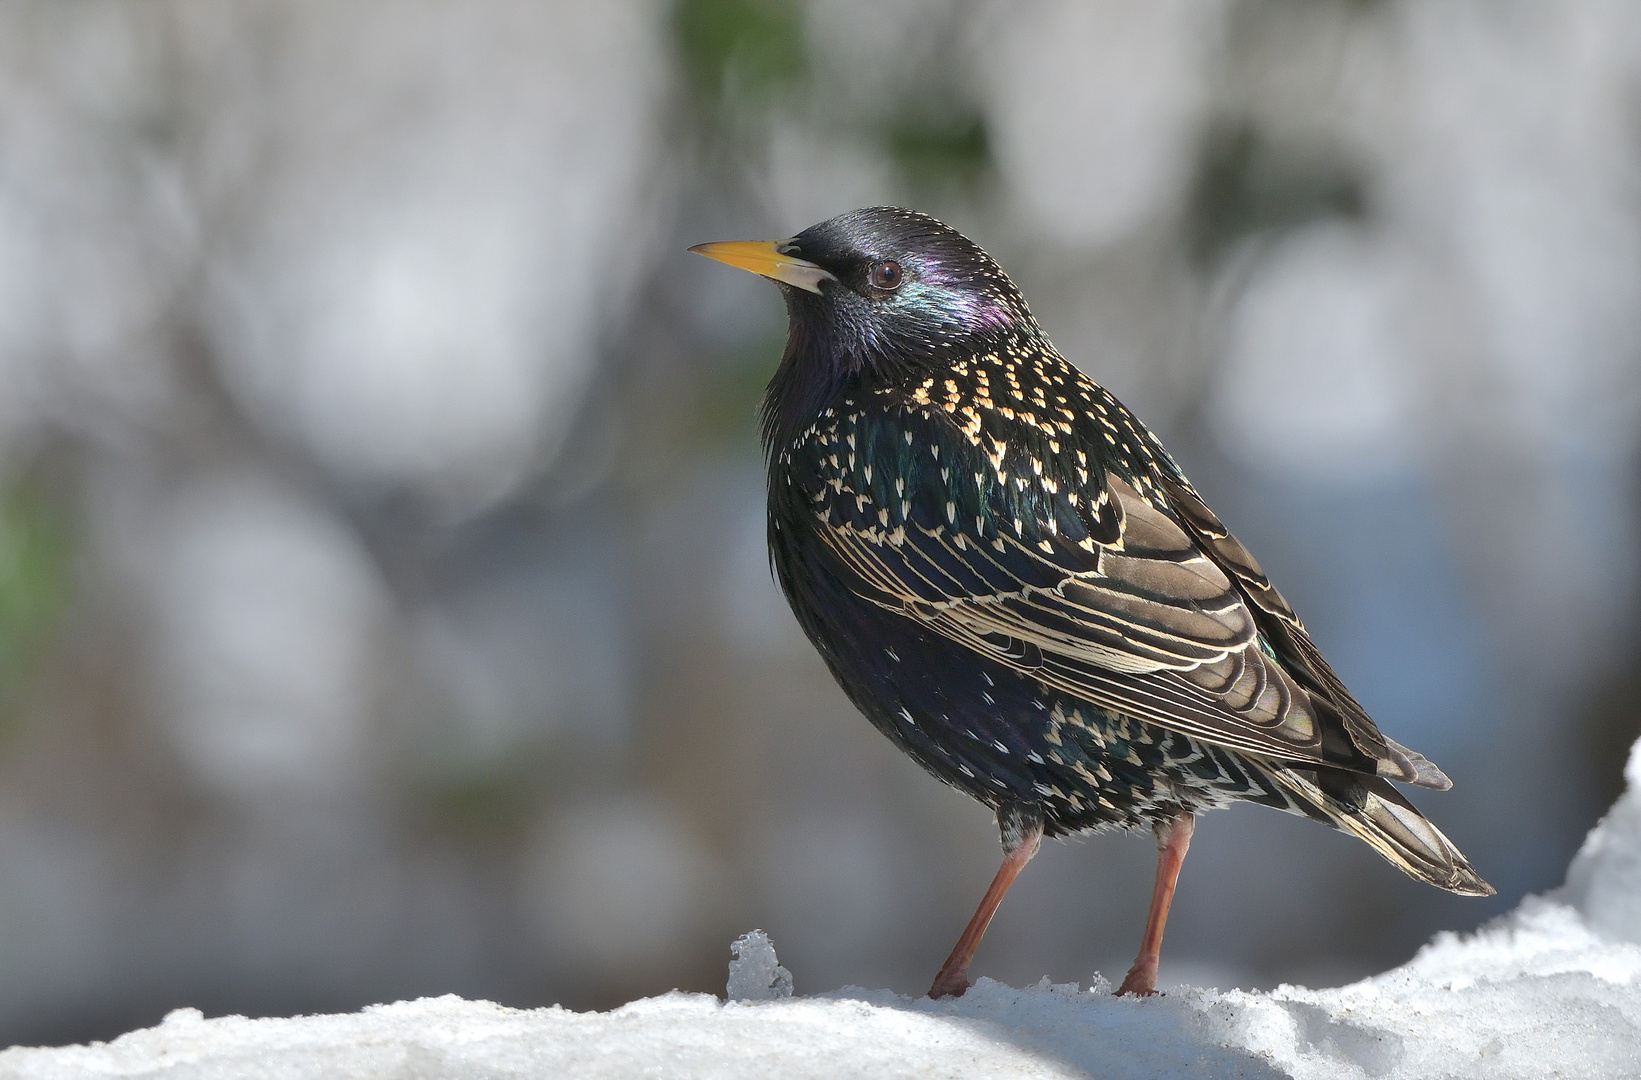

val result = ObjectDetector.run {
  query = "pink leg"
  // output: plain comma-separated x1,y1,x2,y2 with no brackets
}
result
1116,811,1195,997
928,812,1044,999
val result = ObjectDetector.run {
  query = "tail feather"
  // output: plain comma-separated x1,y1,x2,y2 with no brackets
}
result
1264,766,1494,896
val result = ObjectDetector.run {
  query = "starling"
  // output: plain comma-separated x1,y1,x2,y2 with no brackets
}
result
691,207,1492,999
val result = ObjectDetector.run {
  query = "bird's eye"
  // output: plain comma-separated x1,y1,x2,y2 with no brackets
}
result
869,259,903,291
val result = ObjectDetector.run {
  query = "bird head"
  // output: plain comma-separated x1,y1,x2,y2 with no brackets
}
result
692,207,1036,454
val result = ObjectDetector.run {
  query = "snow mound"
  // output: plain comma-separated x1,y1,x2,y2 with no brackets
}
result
1560,738,1641,945
3,742,1641,1079
1217,898,1641,1079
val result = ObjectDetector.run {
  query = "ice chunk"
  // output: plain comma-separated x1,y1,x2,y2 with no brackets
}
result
726,929,793,1001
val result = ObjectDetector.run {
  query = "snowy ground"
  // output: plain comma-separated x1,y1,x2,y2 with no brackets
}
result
3,742,1639,1080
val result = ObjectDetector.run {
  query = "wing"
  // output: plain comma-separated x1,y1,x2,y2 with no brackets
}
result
793,387,1341,767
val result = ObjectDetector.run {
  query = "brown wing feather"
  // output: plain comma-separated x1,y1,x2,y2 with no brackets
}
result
820,473,1337,764
1155,474,1451,790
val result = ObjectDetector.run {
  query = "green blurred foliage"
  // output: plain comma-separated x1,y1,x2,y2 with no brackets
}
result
689,330,788,452
1188,121,1366,265
672,0,807,108
886,110,991,192
417,766,540,842
0,488,69,689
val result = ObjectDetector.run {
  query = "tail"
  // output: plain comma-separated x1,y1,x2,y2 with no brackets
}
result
1264,765,1495,896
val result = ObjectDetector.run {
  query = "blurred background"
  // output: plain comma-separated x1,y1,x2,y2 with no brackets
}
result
0,0,1636,1047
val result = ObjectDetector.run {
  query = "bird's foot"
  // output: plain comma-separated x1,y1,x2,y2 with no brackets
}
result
1115,960,1159,997
928,966,972,999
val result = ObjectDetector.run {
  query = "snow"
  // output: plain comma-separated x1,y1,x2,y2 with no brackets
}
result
1561,736,1641,948
4,743,1641,1079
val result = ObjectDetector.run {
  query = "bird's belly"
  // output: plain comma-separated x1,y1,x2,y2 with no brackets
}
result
796,574,1256,838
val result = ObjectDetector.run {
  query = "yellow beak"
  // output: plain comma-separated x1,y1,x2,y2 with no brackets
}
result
688,239,836,294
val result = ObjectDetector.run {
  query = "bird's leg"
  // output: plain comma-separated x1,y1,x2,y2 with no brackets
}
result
1116,810,1196,997
928,801,1044,999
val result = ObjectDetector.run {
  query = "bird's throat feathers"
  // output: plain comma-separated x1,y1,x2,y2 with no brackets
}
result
759,288,862,459
759,282,1023,461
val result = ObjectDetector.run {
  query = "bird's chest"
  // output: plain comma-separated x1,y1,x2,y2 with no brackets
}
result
773,398,950,542
773,391,1098,559
764,402,941,659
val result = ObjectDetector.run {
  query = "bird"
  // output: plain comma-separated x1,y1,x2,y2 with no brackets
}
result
690,206,1493,999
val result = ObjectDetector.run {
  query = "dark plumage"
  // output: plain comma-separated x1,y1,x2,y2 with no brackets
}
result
691,207,1492,998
